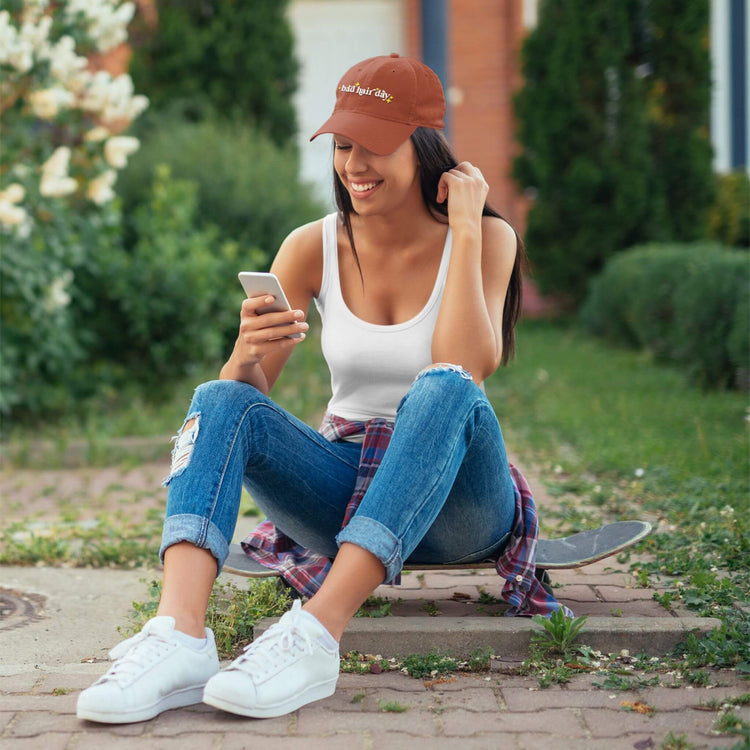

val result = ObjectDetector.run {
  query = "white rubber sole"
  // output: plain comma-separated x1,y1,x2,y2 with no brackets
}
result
202,677,337,718
77,685,206,724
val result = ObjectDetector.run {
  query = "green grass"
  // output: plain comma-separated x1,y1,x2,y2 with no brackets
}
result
488,320,747,501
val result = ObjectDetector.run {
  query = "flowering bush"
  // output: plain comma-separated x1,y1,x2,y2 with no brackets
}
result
0,0,147,230
0,0,148,419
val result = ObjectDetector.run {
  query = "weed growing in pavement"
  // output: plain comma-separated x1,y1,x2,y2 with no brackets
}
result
660,732,693,750
355,595,394,618
592,673,660,691
467,647,494,671
339,647,495,680
402,649,460,678
712,709,750,741
339,651,393,674
530,609,589,658
377,699,409,713
122,577,291,658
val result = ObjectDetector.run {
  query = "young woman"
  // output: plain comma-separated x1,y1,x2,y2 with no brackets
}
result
77,54,566,725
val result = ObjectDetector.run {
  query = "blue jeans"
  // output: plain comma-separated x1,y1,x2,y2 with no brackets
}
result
161,366,516,583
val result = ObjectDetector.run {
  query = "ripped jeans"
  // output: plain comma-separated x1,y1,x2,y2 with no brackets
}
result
160,366,517,583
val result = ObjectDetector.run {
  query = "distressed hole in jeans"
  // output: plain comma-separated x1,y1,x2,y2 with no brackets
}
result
162,413,200,487
415,363,473,381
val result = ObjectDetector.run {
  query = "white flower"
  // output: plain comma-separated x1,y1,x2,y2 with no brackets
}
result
104,135,139,168
84,126,110,142
65,0,136,53
87,170,117,205
44,271,74,312
40,147,77,197
0,13,17,65
40,176,78,197
0,201,27,227
21,0,49,25
0,183,28,228
41,147,72,178
47,35,88,85
0,184,26,204
29,87,75,119
19,15,52,56
7,40,34,74
634,468,645,478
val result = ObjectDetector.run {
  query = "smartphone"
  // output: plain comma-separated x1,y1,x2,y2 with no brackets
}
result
238,271,302,338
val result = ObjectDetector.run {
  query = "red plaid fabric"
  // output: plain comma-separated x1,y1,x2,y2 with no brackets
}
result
241,413,573,618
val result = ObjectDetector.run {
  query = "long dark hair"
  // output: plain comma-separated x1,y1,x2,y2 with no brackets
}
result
333,127,526,366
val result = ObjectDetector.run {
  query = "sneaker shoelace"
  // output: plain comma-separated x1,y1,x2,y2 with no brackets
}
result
95,622,175,686
231,602,314,679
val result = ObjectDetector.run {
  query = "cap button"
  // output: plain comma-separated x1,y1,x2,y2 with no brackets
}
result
389,53,400,58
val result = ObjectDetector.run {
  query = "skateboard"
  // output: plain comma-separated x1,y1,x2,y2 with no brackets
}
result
223,520,652,578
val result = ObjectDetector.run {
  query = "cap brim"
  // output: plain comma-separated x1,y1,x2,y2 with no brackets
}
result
310,111,415,155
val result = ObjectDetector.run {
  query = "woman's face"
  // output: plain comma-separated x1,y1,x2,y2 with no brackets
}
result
333,135,421,215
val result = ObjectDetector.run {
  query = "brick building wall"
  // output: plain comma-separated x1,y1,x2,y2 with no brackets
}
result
405,1,529,232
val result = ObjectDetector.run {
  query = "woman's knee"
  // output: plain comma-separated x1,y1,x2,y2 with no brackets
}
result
191,379,263,410
402,363,476,404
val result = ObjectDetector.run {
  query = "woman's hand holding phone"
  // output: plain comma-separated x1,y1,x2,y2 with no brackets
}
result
237,295,307,366
235,273,308,368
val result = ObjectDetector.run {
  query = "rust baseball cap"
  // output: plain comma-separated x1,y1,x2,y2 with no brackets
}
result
310,53,445,155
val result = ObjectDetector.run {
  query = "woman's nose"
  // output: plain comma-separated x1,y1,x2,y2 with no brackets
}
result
346,144,368,173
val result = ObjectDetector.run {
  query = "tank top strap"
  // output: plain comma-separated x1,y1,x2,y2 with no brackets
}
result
319,212,339,304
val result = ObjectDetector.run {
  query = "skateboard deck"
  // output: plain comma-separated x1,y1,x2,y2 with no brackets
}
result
223,520,651,578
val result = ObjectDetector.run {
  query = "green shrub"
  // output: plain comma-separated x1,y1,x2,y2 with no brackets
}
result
513,0,714,303
580,243,750,388
0,201,122,420
130,0,299,146
76,165,262,386
118,116,323,267
709,171,750,248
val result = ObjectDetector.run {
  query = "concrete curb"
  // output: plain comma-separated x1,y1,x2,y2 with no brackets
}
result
256,615,722,659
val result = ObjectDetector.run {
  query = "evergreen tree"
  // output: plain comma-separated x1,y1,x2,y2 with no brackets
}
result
645,0,714,241
514,0,713,302
130,0,299,145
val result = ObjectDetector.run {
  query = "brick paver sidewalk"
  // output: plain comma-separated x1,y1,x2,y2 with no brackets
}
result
1,455,747,748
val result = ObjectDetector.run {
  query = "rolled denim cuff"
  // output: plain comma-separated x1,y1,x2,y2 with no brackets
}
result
160,514,229,575
336,515,403,584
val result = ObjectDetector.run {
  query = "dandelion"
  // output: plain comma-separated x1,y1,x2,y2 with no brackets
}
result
634,468,645,478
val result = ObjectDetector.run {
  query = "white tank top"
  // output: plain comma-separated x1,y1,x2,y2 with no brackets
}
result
314,212,453,421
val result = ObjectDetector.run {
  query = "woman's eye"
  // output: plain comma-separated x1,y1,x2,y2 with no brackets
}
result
334,143,351,151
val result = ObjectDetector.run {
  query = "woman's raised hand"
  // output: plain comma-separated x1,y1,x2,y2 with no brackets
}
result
435,161,489,233
236,295,308,366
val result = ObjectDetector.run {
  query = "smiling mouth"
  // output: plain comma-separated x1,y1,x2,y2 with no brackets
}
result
350,181,380,193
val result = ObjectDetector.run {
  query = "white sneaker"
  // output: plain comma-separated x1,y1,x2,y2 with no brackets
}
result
202,600,339,718
77,616,219,724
